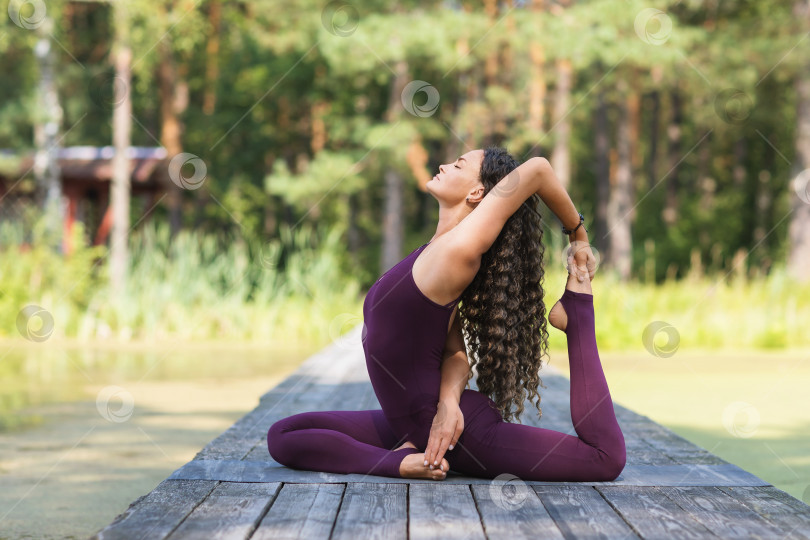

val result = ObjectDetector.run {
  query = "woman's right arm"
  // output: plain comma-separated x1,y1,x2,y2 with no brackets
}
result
534,161,595,281
533,160,585,242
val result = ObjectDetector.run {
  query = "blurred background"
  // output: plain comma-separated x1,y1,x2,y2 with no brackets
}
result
1,0,809,537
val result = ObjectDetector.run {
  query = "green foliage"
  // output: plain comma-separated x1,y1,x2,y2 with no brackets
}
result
1,0,809,345
0,218,363,345
1,211,808,350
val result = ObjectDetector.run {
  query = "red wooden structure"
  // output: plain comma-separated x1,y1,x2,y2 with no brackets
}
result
0,146,169,254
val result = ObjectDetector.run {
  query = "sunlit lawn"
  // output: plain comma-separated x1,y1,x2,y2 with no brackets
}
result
551,346,810,503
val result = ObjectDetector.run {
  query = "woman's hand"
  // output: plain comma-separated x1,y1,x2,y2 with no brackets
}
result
566,232,597,282
424,399,464,471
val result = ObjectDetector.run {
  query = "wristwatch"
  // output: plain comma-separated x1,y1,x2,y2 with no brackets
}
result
561,212,586,235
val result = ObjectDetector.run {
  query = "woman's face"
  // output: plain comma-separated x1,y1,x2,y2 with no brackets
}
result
426,149,485,205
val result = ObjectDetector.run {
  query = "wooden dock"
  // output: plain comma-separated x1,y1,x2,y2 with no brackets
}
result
93,325,810,539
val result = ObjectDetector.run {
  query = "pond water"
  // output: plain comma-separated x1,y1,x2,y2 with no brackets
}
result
0,339,315,540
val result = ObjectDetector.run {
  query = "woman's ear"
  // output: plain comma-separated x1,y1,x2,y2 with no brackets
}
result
468,186,485,204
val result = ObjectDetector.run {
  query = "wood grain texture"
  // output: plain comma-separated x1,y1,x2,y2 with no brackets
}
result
166,483,280,539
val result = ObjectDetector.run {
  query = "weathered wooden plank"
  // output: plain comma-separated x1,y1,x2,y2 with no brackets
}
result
717,486,810,540
199,346,364,461
623,437,679,466
515,372,683,467
516,409,677,467
91,480,219,540
615,463,768,487
409,484,486,540
330,483,408,540
242,377,375,463
542,352,728,465
165,482,280,539
194,377,323,461
657,486,788,538
258,372,314,404
252,483,344,540
470,482,564,539
632,424,728,465
533,485,640,539
595,485,717,538
193,404,294,461
167,459,769,487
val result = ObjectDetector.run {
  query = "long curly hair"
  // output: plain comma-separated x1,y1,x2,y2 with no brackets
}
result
457,146,550,424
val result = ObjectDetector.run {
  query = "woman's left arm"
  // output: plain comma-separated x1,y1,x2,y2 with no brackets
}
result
423,315,470,470
424,353,468,470
438,312,470,404
439,353,470,404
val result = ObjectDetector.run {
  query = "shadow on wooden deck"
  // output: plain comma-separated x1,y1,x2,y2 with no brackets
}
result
93,324,810,539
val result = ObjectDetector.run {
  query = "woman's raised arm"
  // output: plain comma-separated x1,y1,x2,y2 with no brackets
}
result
533,160,588,244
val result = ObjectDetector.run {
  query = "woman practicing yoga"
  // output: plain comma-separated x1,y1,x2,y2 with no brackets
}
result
267,146,626,482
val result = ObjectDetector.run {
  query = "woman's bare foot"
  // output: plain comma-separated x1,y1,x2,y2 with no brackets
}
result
399,452,449,480
548,272,593,333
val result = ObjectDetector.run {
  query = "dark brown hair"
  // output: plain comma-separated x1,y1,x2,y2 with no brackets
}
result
457,146,549,423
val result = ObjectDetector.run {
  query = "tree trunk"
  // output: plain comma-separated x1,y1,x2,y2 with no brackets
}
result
550,57,572,189
732,136,747,188
483,0,499,89
646,65,664,193
202,0,221,115
627,70,642,178
527,0,546,157
593,81,610,260
110,0,132,291
663,86,682,225
447,34,471,168
33,16,63,252
607,76,633,281
647,89,660,192
697,130,715,215
625,71,641,225
752,168,773,273
157,2,190,239
347,192,360,265
787,0,810,282
380,58,409,273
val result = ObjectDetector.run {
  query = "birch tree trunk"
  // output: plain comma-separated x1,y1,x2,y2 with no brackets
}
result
110,0,132,291
33,15,63,251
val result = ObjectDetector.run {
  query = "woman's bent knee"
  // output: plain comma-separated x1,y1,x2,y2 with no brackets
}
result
598,442,627,481
267,418,293,464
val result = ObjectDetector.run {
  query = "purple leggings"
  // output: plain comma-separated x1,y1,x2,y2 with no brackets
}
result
267,289,626,480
